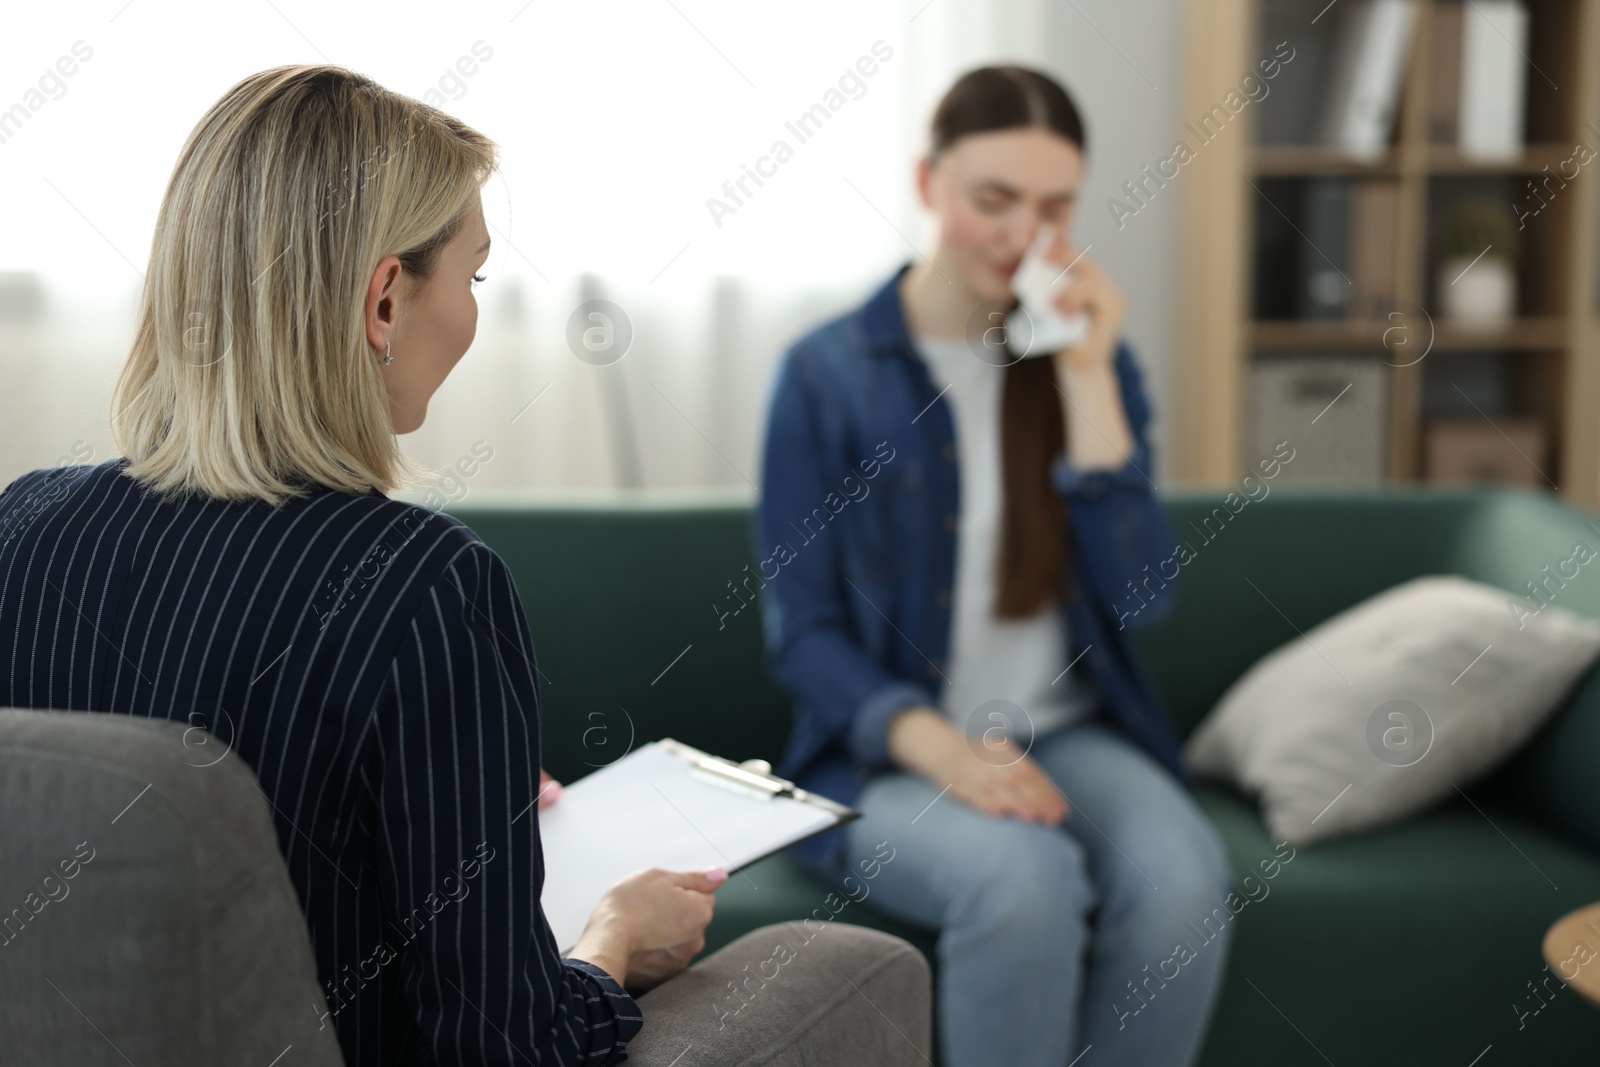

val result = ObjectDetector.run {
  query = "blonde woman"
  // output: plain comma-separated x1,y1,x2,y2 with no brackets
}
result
0,65,736,1066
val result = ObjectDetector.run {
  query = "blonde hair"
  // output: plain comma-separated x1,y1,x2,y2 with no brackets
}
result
112,64,500,504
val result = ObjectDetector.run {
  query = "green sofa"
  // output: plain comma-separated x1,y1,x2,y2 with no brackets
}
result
449,487,1600,1066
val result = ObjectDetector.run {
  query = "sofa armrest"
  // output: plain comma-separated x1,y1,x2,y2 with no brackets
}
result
1481,669,1600,857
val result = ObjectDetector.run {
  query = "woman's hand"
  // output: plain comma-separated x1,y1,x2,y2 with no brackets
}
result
886,706,1070,825
538,768,562,810
624,938,708,994
945,738,1071,825
1035,232,1135,468
1045,236,1126,374
569,866,727,993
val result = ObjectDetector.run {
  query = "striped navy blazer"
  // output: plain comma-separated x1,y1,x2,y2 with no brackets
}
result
0,459,641,1066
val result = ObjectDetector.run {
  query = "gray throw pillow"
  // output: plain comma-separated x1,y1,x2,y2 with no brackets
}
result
1184,575,1600,846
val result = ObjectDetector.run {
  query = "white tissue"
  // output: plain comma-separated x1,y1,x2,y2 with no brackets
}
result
1005,226,1090,358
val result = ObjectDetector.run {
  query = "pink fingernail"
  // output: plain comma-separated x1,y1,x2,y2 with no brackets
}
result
706,866,728,885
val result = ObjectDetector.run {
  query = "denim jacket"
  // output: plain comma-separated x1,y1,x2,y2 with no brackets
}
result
751,262,1193,873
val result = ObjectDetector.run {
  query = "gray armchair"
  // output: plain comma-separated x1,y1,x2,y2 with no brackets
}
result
0,709,930,1066
0,708,346,1066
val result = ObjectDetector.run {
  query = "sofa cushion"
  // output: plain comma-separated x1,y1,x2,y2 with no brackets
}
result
1183,575,1600,846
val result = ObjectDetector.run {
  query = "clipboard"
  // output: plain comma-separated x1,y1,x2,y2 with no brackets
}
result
538,738,859,954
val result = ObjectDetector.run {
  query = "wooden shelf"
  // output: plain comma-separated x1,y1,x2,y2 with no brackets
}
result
1253,146,1400,176
1425,143,1581,175
1178,0,1600,504
1252,317,1569,352
1432,317,1571,350
1252,143,1577,178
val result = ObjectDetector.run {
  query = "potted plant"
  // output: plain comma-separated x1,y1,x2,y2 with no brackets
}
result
1437,198,1518,324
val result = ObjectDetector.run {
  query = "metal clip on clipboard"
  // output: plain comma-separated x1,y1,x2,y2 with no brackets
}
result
657,737,809,802
657,737,858,819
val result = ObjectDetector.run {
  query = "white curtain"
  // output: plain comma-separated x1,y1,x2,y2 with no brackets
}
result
1,0,1151,497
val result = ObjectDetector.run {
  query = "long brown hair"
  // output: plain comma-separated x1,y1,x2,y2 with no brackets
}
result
929,66,1087,618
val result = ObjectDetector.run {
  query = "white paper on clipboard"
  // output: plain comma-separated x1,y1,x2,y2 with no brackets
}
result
538,738,858,954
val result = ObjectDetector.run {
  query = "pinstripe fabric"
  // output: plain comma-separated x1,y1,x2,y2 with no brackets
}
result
0,460,642,1066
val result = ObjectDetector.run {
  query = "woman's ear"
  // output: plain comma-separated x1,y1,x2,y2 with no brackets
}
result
365,254,404,353
914,156,934,211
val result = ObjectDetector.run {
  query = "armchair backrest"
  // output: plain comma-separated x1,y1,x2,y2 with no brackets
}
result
0,709,345,1065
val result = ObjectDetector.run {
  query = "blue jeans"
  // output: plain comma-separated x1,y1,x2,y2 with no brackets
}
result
835,716,1236,1067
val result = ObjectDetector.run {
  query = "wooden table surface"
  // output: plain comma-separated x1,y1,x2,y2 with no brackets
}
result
1542,903,1600,1007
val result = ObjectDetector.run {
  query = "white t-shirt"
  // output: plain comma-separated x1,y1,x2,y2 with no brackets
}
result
911,333,1101,743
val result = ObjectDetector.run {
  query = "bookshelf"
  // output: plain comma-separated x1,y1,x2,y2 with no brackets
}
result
1176,0,1600,505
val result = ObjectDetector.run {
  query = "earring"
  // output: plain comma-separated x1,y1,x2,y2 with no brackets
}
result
380,341,393,366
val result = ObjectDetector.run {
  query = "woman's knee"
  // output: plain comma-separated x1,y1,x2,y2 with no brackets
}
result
1104,805,1235,920
1183,814,1236,901
946,825,1095,935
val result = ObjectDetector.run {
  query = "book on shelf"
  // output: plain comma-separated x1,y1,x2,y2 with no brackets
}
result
1252,176,1395,323
1318,0,1417,160
1348,181,1399,320
1256,0,1334,147
1252,180,1299,319
1428,1,1464,142
1459,0,1528,160
1297,177,1352,319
